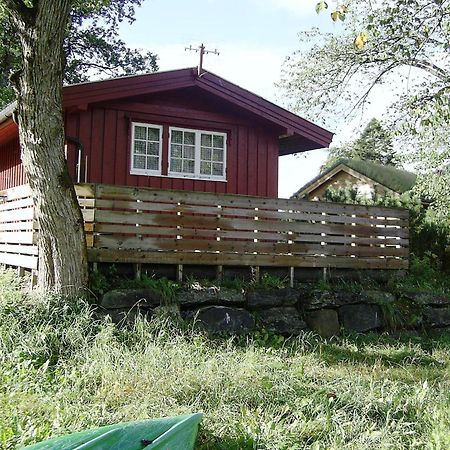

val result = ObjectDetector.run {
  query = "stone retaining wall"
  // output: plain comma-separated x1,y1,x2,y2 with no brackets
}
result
99,286,450,337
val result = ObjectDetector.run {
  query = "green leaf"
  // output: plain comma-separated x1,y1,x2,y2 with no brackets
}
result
315,1,328,14
331,11,339,22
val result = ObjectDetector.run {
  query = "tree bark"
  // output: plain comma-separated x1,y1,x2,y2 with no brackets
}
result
5,0,88,296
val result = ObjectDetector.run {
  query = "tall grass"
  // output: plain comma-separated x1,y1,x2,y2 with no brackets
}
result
0,269,449,449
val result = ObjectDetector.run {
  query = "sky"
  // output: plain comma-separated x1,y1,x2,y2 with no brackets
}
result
119,0,387,198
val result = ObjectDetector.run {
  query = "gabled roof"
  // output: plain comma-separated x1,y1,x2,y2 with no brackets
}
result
0,68,333,154
293,158,417,198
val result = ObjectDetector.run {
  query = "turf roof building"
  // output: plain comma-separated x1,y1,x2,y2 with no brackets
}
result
292,158,417,201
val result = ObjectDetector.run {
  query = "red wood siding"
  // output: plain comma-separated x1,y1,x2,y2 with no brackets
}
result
0,137,26,190
65,96,280,197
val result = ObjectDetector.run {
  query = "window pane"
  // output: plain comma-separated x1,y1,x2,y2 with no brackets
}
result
133,155,146,170
201,147,212,161
147,127,160,142
134,140,146,155
171,130,183,144
183,132,195,145
134,126,147,140
200,161,212,175
201,134,212,147
212,148,224,162
183,160,195,173
148,142,159,156
183,146,195,160
213,135,224,148
171,144,182,158
212,163,223,176
147,156,159,171
171,158,182,172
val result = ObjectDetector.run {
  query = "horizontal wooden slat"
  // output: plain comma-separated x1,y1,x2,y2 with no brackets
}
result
94,183,410,219
0,197,33,212
0,184,32,202
0,252,37,270
94,209,408,238
92,198,407,227
0,244,38,255
88,248,408,270
94,234,409,257
0,208,34,223
0,221,35,231
0,231,35,244
93,223,409,246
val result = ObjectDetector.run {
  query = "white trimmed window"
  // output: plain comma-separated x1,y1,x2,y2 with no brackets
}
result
130,122,162,175
169,127,227,181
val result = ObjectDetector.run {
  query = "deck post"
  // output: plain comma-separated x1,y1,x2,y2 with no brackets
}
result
30,269,38,290
289,267,295,288
216,265,223,282
134,263,142,280
252,266,260,283
176,264,183,283
17,266,25,278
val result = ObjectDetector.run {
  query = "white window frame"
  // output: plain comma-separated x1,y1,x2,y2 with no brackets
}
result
130,122,163,176
168,126,227,182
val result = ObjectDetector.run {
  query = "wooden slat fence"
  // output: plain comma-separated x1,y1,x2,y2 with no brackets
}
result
0,183,410,272
80,183,409,270
0,184,37,270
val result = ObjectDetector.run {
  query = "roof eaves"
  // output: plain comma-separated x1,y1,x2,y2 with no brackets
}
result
0,101,17,125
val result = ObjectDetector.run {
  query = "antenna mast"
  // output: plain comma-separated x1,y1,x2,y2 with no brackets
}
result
185,43,220,76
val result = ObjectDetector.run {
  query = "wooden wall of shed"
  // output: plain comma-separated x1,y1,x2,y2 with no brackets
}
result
0,136,26,190
65,98,280,197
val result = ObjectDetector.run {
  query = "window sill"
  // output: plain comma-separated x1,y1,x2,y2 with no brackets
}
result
130,170,227,183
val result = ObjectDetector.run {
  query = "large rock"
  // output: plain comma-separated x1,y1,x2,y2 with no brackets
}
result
305,309,340,338
177,287,244,307
187,306,255,334
359,291,396,304
301,290,356,310
339,304,383,333
258,307,307,336
247,288,299,308
101,288,163,309
405,292,450,307
423,307,450,327
302,290,394,310
96,307,148,326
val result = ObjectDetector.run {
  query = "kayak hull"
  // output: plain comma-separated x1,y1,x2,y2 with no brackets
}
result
21,413,203,450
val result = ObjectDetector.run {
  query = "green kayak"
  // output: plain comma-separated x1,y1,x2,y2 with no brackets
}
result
22,413,203,450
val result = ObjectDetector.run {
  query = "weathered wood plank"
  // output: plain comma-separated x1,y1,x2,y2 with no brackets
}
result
0,197,33,212
0,252,38,269
93,183,410,218
87,248,408,270
0,184,32,202
93,222,409,246
0,231,35,244
0,244,38,255
0,208,35,223
94,234,408,257
91,198,407,227
93,209,408,238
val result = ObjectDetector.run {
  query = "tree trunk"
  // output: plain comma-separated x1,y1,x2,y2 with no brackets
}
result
6,0,88,296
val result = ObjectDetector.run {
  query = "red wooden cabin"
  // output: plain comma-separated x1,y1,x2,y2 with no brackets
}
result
0,67,332,194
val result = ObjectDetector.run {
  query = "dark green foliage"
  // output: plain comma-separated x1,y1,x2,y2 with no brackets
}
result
323,119,400,172
89,266,180,303
0,0,158,108
324,185,450,265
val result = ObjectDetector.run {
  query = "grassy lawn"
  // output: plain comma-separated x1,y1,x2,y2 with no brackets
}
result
1,270,449,449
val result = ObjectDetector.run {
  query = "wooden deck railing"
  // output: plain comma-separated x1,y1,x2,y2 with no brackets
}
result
0,183,410,273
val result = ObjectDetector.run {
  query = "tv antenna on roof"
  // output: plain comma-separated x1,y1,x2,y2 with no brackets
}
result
185,43,220,77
